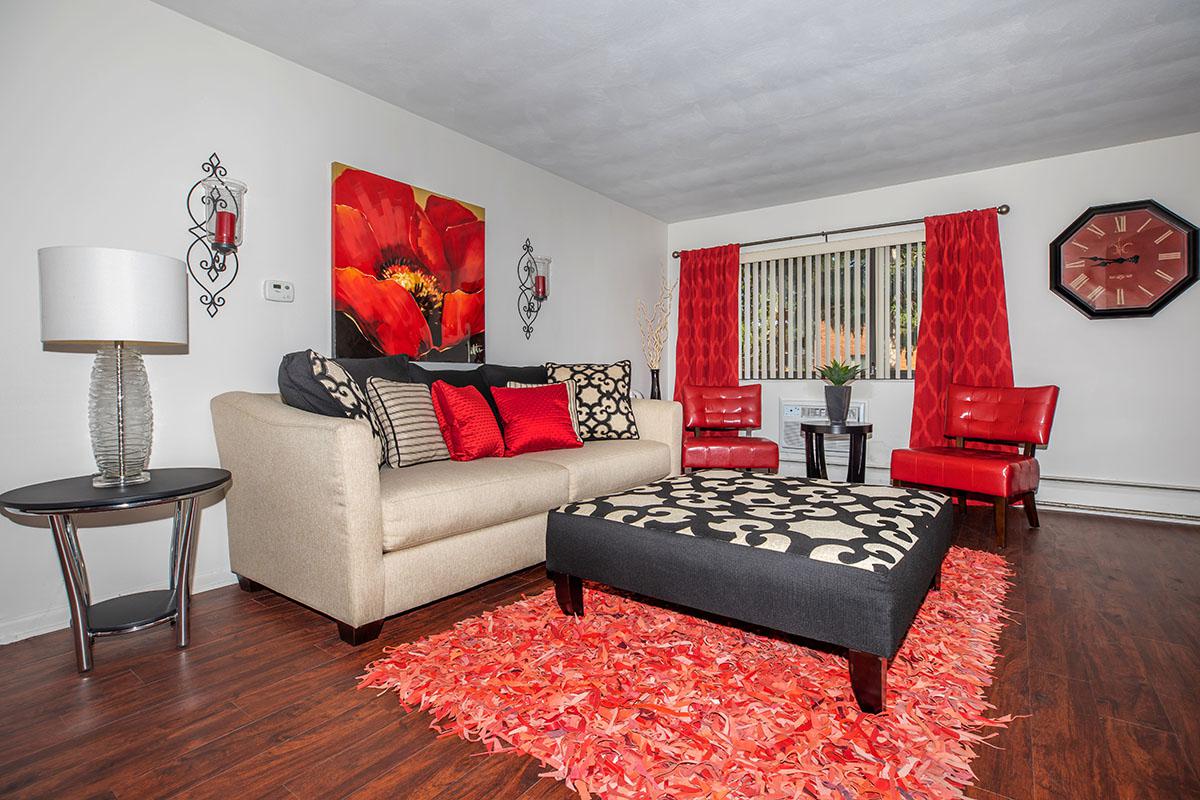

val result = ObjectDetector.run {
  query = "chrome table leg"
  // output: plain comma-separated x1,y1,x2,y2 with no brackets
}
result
170,498,198,648
49,514,93,673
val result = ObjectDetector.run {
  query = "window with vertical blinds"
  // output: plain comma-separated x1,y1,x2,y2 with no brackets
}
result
739,231,926,380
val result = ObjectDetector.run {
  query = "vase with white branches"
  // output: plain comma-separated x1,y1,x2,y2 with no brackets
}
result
637,271,675,399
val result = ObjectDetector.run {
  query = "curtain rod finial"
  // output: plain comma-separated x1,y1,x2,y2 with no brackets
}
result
997,204,1010,215
671,250,680,258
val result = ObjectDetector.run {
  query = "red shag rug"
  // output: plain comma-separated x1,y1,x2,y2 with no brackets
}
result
360,546,1013,800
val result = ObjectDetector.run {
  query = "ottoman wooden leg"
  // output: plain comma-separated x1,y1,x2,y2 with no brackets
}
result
848,650,888,713
550,571,584,616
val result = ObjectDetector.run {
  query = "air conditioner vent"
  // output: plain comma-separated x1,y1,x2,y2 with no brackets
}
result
780,399,868,463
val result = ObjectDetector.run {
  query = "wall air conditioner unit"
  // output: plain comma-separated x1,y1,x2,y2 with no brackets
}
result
779,399,868,464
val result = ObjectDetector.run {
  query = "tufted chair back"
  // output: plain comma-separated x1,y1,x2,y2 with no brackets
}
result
682,384,762,431
945,384,1060,446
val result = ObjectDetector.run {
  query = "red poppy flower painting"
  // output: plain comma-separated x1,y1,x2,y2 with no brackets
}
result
332,163,485,362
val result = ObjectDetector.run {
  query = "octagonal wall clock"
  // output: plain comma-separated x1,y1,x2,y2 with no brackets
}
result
1050,199,1198,319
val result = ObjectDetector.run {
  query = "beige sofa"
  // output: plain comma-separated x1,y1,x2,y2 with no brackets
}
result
210,392,683,643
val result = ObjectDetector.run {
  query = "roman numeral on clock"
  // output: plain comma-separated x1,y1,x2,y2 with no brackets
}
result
1115,215,1127,233
1154,230,1173,245
1139,284,1154,296
1069,273,1089,290
1116,288,1126,305
1155,269,1175,282
1070,241,1089,250
1086,223,1106,237
1137,217,1154,233
1065,260,1085,268
1158,252,1181,261
1086,285,1105,302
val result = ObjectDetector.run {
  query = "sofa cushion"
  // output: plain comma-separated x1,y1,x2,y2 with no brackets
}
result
480,363,548,389
492,384,582,456
516,439,671,501
545,361,640,442
277,350,386,466
431,382,505,461
379,457,569,552
365,378,450,468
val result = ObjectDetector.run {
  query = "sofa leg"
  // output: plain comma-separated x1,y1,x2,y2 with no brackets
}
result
891,480,901,488
1024,492,1040,528
993,497,1007,548
236,575,263,593
549,571,584,616
337,620,383,646
930,566,942,591
848,650,887,713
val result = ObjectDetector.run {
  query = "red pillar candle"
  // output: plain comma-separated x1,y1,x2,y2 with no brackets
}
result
213,210,237,247
534,275,547,300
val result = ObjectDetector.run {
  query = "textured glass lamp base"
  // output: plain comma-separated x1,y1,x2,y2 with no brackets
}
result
92,471,151,488
89,343,154,488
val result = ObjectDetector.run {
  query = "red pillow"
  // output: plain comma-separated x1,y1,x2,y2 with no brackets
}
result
430,381,505,461
491,384,583,456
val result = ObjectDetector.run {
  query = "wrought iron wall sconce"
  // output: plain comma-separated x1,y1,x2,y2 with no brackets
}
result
516,238,551,339
186,153,247,318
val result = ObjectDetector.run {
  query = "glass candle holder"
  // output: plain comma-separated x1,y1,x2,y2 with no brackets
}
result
202,177,247,252
532,256,551,301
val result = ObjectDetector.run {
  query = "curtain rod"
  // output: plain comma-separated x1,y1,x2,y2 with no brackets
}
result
670,204,1010,258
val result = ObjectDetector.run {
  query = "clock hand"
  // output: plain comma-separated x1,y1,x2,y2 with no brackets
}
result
1082,255,1140,266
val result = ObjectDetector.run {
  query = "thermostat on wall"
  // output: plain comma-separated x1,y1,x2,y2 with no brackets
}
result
264,280,294,303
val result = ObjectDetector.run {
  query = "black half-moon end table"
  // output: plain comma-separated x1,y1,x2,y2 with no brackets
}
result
0,468,231,673
801,421,873,483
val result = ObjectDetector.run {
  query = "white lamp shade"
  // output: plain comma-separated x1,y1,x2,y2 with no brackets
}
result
39,246,189,344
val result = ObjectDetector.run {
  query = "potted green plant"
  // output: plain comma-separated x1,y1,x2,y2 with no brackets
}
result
818,359,862,425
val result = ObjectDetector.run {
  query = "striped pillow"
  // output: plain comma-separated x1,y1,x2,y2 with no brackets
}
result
507,380,582,440
365,378,450,468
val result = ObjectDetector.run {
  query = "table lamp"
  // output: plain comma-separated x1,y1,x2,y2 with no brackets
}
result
38,246,189,487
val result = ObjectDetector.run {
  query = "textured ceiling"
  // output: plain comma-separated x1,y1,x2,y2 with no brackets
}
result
154,0,1200,222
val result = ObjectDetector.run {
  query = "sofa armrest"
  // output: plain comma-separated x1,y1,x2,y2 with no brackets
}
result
633,399,683,476
210,391,384,627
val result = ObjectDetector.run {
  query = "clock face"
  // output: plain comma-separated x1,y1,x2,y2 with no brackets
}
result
1051,200,1198,319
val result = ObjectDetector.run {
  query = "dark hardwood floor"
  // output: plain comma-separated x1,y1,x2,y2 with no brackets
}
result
1,508,1198,799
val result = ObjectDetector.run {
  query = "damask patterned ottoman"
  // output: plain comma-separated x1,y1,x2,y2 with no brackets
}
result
545,469,952,712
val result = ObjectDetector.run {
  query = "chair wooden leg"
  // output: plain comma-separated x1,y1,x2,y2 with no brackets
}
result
993,497,1007,548
337,620,383,646
848,650,888,713
549,570,584,616
1024,492,1040,528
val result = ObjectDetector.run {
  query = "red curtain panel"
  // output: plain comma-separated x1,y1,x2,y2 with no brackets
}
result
673,244,741,400
909,209,1014,447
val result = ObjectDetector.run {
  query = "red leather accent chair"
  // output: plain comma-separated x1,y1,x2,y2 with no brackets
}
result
681,384,779,472
890,384,1060,547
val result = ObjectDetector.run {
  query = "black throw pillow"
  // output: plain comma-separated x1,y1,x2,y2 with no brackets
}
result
479,364,548,388
279,351,410,416
336,353,411,387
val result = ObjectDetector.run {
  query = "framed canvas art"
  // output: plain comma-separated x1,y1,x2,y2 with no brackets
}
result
332,163,485,362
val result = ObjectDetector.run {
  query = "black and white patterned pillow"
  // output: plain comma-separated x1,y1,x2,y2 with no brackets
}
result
507,379,583,441
544,361,639,441
365,378,450,468
308,351,386,466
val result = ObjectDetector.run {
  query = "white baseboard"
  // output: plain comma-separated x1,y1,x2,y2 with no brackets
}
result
780,457,1200,523
0,570,238,645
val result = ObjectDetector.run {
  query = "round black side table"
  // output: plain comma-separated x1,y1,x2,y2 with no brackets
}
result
0,468,231,673
801,422,873,484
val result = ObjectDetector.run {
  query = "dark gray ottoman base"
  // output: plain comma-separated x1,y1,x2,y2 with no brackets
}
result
545,470,952,712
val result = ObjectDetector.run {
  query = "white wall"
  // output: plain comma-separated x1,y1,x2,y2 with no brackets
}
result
667,133,1200,519
0,0,666,642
